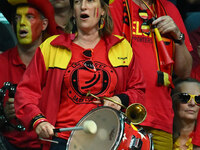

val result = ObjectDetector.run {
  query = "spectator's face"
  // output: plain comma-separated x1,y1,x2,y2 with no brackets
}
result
177,82,200,121
73,0,104,32
15,6,44,44
50,0,70,9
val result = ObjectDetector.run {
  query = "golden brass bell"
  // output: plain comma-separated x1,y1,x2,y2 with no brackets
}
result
125,103,147,125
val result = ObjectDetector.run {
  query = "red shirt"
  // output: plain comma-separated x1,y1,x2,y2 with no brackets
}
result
56,39,118,139
0,47,41,149
14,34,145,150
189,27,200,68
191,66,200,146
0,47,25,86
110,0,193,133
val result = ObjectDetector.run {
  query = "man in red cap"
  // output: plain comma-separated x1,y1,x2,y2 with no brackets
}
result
0,1,52,149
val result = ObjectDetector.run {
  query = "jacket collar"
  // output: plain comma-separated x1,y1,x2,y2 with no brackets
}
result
104,34,124,52
50,33,73,50
50,33,124,51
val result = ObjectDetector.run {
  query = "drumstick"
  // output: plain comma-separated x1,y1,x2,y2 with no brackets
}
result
86,91,126,108
53,120,97,134
53,126,83,132
39,137,59,144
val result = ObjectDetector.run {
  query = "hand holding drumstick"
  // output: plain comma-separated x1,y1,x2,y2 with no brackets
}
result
87,91,125,111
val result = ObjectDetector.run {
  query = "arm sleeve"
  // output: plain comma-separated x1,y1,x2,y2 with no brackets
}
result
14,48,47,129
114,42,145,106
123,51,145,105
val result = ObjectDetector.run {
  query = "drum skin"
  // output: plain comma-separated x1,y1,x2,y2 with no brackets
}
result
66,106,153,150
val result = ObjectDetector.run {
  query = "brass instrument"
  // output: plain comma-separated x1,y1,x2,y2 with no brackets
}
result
86,91,147,125
126,103,147,125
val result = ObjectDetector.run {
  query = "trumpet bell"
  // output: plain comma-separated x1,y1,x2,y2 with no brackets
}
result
125,103,147,125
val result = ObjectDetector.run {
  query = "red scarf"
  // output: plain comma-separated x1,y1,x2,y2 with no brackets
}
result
122,0,175,87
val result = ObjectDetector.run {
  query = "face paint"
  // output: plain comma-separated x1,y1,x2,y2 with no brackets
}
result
16,6,43,45
95,8,99,18
74,0,104,31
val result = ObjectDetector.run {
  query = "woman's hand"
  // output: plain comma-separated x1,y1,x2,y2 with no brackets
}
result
103,96,121,111
92,95,122,110
35,121,55,138
152,16,181,40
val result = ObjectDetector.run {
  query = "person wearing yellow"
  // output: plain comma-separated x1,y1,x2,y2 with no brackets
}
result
172,78,200,150
14,0,145,149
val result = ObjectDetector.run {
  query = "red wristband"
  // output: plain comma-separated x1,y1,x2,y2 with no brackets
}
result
33,118,48,130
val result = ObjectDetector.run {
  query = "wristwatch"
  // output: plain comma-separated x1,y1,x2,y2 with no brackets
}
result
174,32,185,44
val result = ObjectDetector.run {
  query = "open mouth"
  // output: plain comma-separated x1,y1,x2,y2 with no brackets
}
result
80,14,89,19
19,29,28,38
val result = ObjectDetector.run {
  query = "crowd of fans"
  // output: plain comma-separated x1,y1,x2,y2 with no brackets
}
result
0,0,199,149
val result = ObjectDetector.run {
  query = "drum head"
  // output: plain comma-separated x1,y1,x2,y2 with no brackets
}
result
66,107,122,150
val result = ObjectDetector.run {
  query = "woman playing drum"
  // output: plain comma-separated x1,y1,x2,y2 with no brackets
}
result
14,0,145,149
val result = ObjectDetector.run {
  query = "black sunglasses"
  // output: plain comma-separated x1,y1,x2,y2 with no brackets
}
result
176,93,200,106
82,49,96,72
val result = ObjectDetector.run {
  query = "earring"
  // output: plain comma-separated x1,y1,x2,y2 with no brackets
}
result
99,15,105,30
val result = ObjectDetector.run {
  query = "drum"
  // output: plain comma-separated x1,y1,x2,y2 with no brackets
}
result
66,107,153,150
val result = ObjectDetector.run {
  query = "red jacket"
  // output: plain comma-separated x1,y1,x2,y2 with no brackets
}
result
0,47,40,149
15,33,145,149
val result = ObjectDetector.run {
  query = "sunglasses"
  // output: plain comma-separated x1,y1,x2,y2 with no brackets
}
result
83,49,93,58
176,93,200,106
82,49,96,72
138,9,151,35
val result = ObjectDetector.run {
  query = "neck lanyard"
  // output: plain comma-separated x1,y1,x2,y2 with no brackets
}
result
140,0,157,18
